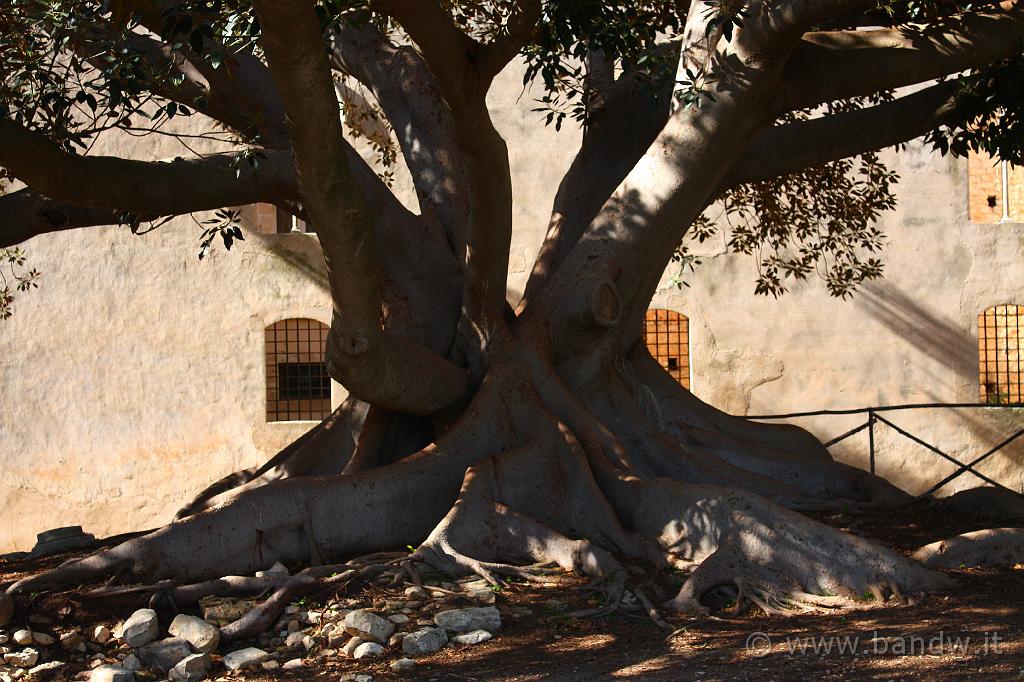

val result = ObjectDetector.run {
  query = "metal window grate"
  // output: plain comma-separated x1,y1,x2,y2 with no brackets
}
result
979,304,1023,405
643,309,690,389
265,318,332,421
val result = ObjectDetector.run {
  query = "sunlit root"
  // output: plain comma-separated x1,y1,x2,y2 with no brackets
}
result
913,527,1024,569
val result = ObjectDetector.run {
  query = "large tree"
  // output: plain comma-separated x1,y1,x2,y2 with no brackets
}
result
3,0,1024,630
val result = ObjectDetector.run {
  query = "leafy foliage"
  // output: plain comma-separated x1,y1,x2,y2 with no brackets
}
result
0,247,41,320
198,209,244,260
926,54,1024,165
3,0,1024,307
524,0,682,129
679,153,894,298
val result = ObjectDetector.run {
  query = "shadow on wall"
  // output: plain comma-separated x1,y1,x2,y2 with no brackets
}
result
253,233,330,292
858,281,976,383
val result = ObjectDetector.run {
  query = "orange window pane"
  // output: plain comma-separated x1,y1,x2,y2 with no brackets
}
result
978,304,1024,405
643,309,691,390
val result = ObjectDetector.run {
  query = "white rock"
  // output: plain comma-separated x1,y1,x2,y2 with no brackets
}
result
91,626,112,644
451,630,492,645
222,647,270,671
468,588,497,605
59,630,83,651
11,631,31,646
168,615,220,654
390,657,416,672
341,637,363,658
27,661,64,679
352,642,384,659
31,632,55,646
284,631,305,649
121,609,159,648
136,637,193,673
327,628,349,649
168,652,211,681
255,561,289,579
90,665,135,682
404,586,429,601
301,635,315,650
387,614,410,624
260,660,280,671
121,653,141,671
401,628,448,656
342,610,394,644
3,648,39,668
433,607,501,634
282,658,303,670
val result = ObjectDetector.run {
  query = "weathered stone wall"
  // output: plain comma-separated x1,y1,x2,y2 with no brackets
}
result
1,63,1021,552
652,141,1024,496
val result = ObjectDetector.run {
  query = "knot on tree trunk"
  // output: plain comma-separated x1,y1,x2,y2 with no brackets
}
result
587,279,622,328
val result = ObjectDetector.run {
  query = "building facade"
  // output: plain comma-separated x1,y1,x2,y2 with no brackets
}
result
0,65,1021,553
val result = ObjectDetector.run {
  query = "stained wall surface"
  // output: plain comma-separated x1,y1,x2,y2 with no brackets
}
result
1,63,1021,552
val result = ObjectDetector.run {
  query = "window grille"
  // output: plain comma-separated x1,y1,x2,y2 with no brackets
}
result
643,309,690,389
979,304,1023,405
265,318,332,421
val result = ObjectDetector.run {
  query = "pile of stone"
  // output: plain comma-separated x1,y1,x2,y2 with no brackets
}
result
0,565,511,682
0,625,65,682
83,608,221,682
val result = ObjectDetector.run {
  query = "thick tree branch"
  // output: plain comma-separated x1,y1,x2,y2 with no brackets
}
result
780,10,1024,113
728,82,960,186
521,62,676,308
116,0,289,142
370,1,514,347
477,0,542,81
0,119,296,215
0,189,122,248
328,20,471,257
371,0,481,105
253,0,469,415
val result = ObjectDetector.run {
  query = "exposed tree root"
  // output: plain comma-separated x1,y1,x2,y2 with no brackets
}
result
936,487,1024,520
4,359,1002,632
913,528,1024,569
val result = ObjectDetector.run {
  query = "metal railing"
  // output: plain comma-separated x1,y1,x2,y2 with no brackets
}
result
747,403,1024,497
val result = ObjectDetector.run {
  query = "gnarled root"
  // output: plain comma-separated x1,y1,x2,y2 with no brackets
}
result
913,528,1024,569
413,460,632,619
611,478,954,614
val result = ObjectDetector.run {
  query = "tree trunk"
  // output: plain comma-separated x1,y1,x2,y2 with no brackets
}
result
7,327,955,616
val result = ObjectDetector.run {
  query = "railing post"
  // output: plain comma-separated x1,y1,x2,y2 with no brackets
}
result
868,410,876,475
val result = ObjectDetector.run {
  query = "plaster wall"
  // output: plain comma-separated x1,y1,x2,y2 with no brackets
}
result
0,63,1021,552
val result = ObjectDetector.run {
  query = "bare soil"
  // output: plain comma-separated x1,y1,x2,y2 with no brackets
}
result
3,504,1023,681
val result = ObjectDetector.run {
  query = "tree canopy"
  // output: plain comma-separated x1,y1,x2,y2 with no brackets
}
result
3,0,1024,304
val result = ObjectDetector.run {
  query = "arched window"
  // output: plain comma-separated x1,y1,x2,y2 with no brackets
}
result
265,318,331,421
643,309,690,389
979,304,1023,405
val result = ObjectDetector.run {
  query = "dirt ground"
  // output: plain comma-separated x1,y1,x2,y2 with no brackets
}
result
3,504,1023,681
